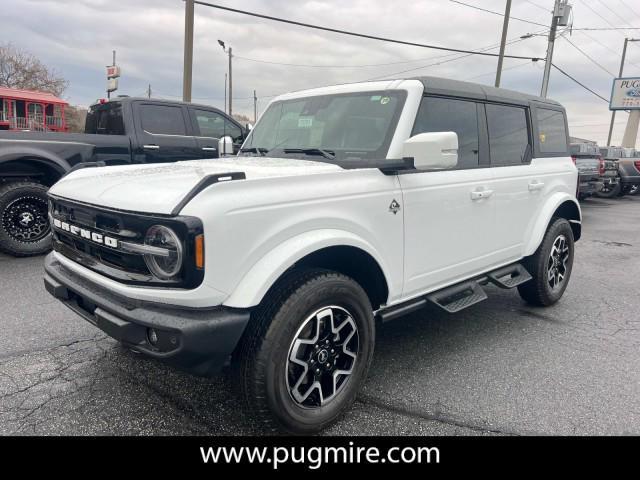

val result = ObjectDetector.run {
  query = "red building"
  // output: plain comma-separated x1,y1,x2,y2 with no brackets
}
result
0,86,68,132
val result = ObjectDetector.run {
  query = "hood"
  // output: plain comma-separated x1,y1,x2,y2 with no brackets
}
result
49,157,342,214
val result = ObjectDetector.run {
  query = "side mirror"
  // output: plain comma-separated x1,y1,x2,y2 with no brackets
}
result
245,123,254,132
218,135,234,156
402,132,458,170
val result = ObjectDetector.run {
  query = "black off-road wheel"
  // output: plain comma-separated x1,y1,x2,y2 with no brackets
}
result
234,268,375,434
518,217,574,307
595,181,621,198
0,182,51,257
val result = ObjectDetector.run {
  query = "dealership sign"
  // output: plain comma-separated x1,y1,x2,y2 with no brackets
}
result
106,65,121,79
610,77,640,110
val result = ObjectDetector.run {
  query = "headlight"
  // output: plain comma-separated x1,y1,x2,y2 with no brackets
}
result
143,225,183,280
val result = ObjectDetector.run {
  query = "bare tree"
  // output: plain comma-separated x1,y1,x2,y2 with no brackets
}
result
65,105,87,133
0,43,68,97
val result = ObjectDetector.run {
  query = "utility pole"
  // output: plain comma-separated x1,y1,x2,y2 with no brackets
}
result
495,0,512,87
540,0,571,98
147,84,152,98
183,0,194,102
253,90,257,123
228,47,233,117
607,38,639,146
224,73,227,114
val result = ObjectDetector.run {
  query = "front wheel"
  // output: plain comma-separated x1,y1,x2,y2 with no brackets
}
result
518,218,575,307
0,181,51,257
235,269,375,433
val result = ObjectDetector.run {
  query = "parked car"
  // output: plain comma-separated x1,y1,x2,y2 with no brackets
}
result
0,97,247,257
599,146,640,197
570,143,604,199
43,77,580,433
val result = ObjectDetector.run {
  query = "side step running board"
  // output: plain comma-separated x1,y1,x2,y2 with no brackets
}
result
485,263,531,289
427,281,488,313
377,262,532,322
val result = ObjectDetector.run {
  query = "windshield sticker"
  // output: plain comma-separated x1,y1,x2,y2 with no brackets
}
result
298,117,313,128
380,96,390,105
370,95,382,101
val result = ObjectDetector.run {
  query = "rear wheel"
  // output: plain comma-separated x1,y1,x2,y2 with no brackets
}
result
0,182,51,257
595,181,621,198
235,268,375,433
518,218,574,307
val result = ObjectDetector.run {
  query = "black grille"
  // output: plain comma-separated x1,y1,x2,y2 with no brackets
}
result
48,195,204,288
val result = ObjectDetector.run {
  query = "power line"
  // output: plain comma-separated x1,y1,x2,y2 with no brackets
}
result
576,30,640,71
453,0,640,31
467,59,535,80
522,0,551,13
596,0,636,27
619,0,640,20
551,63,609,102
561,36,616,77
193,1,542,61
449,0,548,27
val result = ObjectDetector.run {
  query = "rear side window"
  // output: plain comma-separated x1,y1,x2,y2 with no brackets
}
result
412,96,480,168
85,103,125,135
486,104,530,166
193,109,243,142
140,104,187,135
536,108,568,154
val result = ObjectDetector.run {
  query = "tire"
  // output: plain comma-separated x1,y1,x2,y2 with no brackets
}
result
518,217,574,307
595,181,621,198
0,181,51,257
234,268,375,434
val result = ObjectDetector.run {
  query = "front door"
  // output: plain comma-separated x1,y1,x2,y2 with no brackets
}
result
399,95,499,298
133,102,199,164
189,107,245,158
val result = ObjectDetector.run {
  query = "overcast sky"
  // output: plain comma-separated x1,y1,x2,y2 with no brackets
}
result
4,0,640,144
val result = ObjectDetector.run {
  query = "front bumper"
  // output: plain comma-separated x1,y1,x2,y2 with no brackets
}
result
43,253,250,376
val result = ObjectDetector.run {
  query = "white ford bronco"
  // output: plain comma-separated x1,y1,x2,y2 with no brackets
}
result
44,77,580,433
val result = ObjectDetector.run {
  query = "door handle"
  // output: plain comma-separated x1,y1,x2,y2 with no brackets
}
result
470,189,494,200
143,144,160,150
528,181,545,191
201,147,217,152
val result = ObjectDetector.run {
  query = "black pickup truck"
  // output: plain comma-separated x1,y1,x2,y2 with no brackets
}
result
0,97,247,257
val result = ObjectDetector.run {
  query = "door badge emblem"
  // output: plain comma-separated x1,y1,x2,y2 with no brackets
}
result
389,199,401,214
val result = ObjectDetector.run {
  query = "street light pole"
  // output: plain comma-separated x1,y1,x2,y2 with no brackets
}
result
495,0,512,88
607,38,637,146
183,0,194,102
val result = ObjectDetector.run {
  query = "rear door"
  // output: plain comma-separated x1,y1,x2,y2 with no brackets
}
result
487,103,545,261
133,102,199,164
188,107,245,157
399,95,500,298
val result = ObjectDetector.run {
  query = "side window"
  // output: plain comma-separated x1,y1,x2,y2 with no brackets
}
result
194,109,243,142
412,96,480,168
85,103,125,135
140,105,187,135
486,104,530,166
536,108,568,154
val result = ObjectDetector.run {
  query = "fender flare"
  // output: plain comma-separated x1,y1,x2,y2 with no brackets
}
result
0,147,72,175
222,229,392,309
524,192,582,256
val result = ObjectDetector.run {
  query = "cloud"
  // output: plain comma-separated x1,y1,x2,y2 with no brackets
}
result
3,0,640,144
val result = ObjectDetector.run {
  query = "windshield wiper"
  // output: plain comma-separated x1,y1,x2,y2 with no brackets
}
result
282,148,336,160
240,147,268,156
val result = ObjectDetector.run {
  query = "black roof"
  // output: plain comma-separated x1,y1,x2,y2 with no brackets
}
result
95,96,228,114
411,76,563,108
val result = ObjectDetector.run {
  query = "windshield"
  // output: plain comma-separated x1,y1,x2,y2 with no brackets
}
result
241,90,406,164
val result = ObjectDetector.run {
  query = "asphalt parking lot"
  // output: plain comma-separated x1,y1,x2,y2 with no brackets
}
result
1,195,639,435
